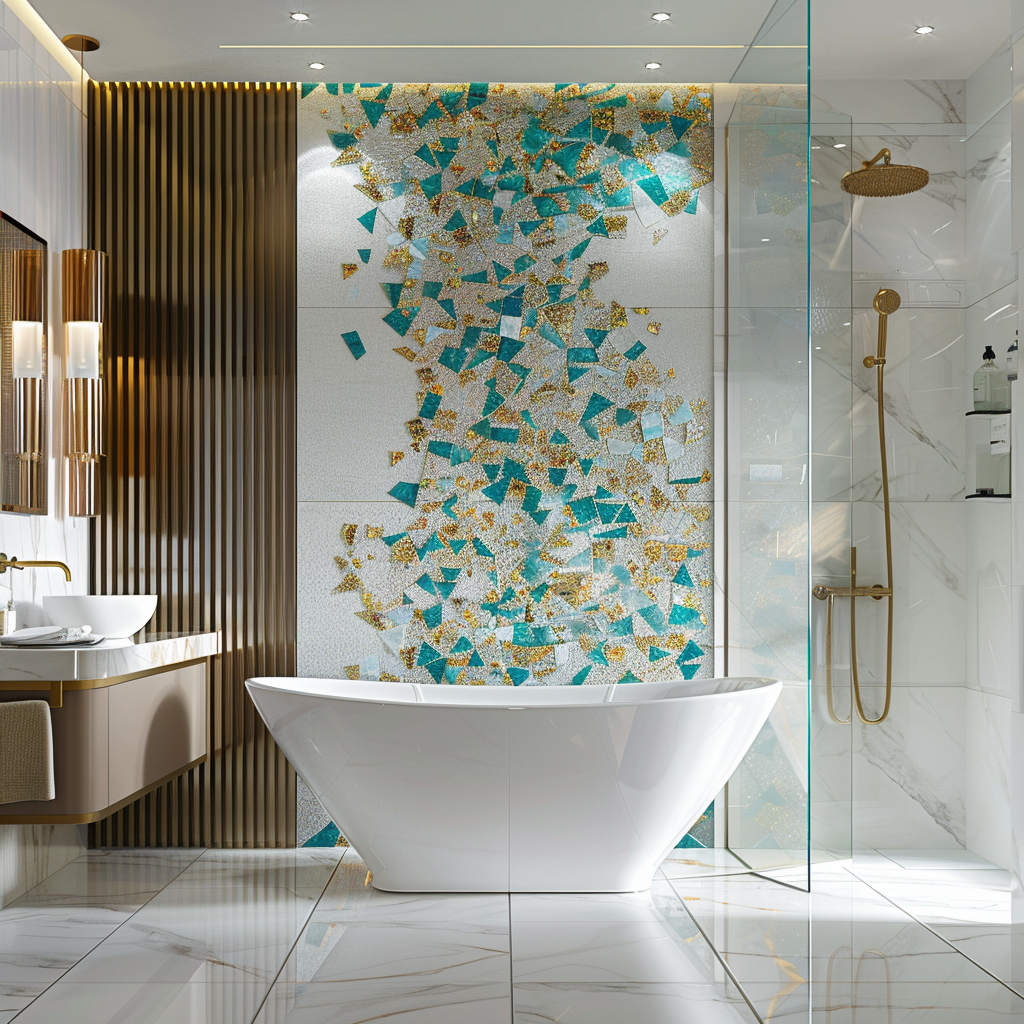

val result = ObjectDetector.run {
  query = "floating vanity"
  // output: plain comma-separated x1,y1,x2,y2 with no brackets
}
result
0,631,219,823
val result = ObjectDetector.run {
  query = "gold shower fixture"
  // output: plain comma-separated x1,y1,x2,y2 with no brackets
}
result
841,148,929,197
813,287,898,725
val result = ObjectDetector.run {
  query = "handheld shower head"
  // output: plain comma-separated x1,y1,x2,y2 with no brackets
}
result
865,288,901,368
873,288,901,316
841,148,929,197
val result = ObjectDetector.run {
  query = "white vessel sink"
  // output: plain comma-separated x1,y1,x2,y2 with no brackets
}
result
43,595,158,639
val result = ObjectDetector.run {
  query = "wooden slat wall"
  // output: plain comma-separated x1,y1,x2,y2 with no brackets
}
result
87,82,297,848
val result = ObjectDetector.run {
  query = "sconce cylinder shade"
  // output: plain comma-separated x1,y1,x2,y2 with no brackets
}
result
12,250,45,379
64,378,103,517
67,458,96,519
61,248,106,326
11,322,44,378
12,249,44,323
65,377,104,457
9,249,46,507
61,248,107,517
65,321,102,377
14,379,43,459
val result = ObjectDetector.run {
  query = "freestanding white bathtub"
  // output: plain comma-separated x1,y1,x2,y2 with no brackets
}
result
246,675,781,893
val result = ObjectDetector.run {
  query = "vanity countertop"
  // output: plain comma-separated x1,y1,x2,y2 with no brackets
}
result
0,631,221,682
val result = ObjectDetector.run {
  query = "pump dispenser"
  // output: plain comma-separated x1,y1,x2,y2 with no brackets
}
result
975,345,1011,411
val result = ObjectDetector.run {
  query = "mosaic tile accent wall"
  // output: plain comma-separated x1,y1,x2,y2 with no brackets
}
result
297,83,715,701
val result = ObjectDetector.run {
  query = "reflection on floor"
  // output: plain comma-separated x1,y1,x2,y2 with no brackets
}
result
0,845,1020,1022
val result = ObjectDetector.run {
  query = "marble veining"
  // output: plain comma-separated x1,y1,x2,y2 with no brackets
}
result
856,689,966,846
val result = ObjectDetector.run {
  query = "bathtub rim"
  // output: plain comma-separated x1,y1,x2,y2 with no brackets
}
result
244,674,785,711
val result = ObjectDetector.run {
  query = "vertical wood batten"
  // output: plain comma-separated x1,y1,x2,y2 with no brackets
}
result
87,82,297,849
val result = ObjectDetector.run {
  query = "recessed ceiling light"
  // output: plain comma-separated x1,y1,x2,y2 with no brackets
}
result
651,11,671,20
810,145,821,149
290,11,310,20
308,61,325,69
645,61,662,69
761,238,770,242
915,25,934,34
833,142,847,149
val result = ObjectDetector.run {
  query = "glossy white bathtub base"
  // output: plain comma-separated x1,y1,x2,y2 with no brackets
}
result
246,677,782,893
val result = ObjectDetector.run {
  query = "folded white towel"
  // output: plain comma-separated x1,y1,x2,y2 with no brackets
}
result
1,627,103,647
0,700,55,804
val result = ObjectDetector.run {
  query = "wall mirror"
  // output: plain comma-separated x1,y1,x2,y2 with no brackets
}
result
0,212,48,515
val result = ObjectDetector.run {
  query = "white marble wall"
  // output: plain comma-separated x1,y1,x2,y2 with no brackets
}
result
811,76,975,854
963,44,1018,875
0,0,88,902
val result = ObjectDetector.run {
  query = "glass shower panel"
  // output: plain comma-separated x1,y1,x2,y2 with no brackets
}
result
808,110,855,865
722,13,811,884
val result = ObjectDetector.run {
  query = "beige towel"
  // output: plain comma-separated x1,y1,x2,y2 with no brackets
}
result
0,700,55,804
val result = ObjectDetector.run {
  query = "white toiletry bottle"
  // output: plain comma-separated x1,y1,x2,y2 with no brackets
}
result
975,346,1010,411
1008,330,1019,382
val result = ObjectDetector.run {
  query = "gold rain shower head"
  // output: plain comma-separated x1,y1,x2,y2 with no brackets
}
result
840,148,929,197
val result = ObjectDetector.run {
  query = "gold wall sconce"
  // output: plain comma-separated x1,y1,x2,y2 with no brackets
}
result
1,214,48,515
62,248,106,517
12,249,46,506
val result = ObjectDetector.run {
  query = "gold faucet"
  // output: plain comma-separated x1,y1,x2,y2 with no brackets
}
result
0,553,72,582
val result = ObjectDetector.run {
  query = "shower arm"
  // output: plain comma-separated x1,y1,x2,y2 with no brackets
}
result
813,290,897,726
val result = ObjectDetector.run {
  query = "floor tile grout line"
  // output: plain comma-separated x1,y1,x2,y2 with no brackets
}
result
662,871,767,1024
6,847,208,1021
246,846,350,1024
842,864,1024,1001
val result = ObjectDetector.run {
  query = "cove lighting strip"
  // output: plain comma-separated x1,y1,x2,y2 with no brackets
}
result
8,0,92,83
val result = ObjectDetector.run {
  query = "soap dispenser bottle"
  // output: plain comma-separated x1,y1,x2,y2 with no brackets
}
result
975,345,1011,411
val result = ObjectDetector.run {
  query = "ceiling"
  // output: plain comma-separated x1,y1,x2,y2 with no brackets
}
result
30,0,789,83
26,0,1014,85
810,0,1012,80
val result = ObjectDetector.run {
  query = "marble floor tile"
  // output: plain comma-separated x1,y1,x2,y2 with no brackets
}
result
288,920,511,985
809,980,1024,1023
9,981,268,1024
849,866,1011,926
0,903,133,991
167,849,344,898
512,889,682,924
511,920,712,983
59,883,325,985
308,855,505,926
7,846,1024,1023
659,847,751,880
868,848,1002,871
663,863,1024,1020
511,980,759,1023
12,848,202,910
254,980,512,1024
